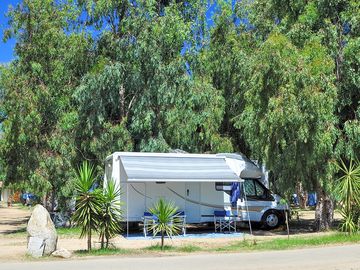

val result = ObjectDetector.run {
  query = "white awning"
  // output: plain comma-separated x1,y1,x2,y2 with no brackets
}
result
115,152,240,182
217,153,263,179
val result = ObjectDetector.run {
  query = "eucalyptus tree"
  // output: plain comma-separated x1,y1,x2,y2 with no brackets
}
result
1,0,93,209
74,0,230,162
236,33,337,230
335,159,360,234
194,1,258,154
236,0,360,230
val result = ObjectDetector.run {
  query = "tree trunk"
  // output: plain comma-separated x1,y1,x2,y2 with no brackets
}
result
101,234,104,249
51,187,56,213
88,225,92,251
119,84,125,121
161,231,164,250
296,182,307,209
314,187,334,231
42,194,48,210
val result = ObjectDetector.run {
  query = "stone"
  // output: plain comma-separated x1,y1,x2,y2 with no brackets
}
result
27,237,45,258
27,204,58,256
52,248,72,259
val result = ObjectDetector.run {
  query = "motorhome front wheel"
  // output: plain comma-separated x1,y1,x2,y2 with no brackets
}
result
262,210,280,229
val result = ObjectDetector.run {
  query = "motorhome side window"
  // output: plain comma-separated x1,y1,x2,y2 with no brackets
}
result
243,179,256,196
244,179,267,199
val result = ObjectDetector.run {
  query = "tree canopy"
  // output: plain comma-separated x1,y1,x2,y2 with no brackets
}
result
0,0,359,229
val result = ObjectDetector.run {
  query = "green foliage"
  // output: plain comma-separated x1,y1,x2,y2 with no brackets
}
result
236,32,337,192
75,247,134,256
148,198,181,250
72,161,102,251
98,179,123,249
72,163,123,251
335,159,360,234
196,2,253,153
1,0,360,236
0,0,92,207
73,0,226,155
1,0,228,214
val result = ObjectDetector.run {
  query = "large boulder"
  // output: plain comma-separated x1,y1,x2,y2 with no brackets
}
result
27,204,58,257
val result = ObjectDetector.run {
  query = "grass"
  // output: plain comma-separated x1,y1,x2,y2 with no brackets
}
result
56,227,83,237
143,244,202,253
3,226,86,238
144,245,176,251
177,245,203,252
71,232,360,258
214,233,360,252
74,248,136,257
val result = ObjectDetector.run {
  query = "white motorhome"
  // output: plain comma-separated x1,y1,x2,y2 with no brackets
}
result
104,152,288,233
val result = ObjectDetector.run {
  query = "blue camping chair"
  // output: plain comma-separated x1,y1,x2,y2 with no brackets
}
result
214,210,236,233
214,210,226,232
142,212,158,237
174,211,187,235
142,211,187,237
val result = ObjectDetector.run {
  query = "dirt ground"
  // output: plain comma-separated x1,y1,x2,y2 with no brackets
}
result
0,202,342,262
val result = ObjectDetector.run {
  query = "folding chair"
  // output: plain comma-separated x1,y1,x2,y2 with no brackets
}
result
175,211,186,235
142,212,157,237
214,210,226,232
221,210,236,232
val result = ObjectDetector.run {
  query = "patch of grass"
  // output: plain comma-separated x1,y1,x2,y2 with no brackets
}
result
74,248,135,257
144,244,175,251
4,226,87,238
143,244,202,253
56,227,83,237
177,245,202,252
214,233,360,252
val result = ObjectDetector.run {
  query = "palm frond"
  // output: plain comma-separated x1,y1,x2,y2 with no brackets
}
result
335,158,360,234
148,198,181,249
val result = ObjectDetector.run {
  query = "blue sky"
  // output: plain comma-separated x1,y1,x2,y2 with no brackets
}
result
0,0,19,63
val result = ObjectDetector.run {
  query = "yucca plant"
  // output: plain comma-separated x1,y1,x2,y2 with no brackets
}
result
149,198,181,250
335,159,360,234
98,179,123,249
72,161,102,251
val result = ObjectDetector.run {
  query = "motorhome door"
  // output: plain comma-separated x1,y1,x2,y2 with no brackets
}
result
185,182,201,223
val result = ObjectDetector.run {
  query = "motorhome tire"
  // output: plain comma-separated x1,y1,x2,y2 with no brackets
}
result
262,210,281,229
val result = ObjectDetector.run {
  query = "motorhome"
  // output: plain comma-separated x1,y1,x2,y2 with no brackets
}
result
104,152,288,232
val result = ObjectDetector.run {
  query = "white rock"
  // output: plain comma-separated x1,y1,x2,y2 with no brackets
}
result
27,204,58,256
27,236,45,258
52,248,72,259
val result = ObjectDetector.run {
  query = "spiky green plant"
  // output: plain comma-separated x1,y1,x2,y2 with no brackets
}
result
335,159,360,234
149,198,181,250
72,161,102,251
98,179,123,249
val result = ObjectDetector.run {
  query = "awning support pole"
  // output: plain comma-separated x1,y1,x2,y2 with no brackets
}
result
243,182,253,236
126,183,129,238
